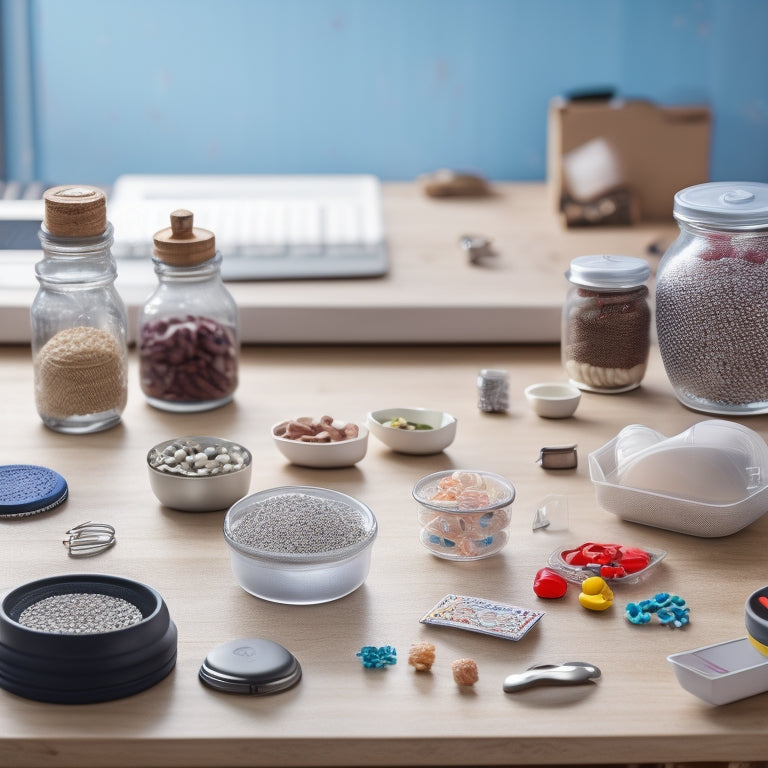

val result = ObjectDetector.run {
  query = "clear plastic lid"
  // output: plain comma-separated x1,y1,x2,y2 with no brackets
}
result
610,420,768,502
674,182,768,230
565,254,650,290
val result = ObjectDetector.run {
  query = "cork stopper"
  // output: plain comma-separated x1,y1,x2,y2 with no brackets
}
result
153,210,216,266
43,185,107,238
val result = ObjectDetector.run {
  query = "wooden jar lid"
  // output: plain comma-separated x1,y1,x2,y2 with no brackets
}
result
153,210,215,266
43,186,107,237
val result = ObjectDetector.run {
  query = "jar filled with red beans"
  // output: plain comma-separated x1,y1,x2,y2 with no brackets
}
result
139,210,239,412
656,182,768,415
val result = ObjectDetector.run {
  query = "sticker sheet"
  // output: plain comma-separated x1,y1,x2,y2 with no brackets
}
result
420,594,544,641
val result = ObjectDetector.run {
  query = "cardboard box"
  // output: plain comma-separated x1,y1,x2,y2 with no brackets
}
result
548,97,711,225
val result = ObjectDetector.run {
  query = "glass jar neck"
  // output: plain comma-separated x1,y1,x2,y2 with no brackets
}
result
676,218,768,239
568,281,647,294
152,252,223,282
35,222,117,285
38,222,114,255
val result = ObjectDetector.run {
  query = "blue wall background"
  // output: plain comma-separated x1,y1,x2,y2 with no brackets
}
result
3,0,768,185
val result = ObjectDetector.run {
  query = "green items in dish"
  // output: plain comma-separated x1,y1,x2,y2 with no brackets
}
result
385,416,433,431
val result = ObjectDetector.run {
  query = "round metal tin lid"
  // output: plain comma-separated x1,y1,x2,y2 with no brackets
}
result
0,465,68,518
674,182,768,230
565,254,650,290
199,638,301,695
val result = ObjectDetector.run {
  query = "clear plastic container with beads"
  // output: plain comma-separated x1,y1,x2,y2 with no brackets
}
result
562,254,651,393
656,182,768,415
139,210,239,412
30,186,128,434
412,469,516,561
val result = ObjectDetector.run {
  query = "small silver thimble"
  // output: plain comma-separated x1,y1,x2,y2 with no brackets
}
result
477,368,509,413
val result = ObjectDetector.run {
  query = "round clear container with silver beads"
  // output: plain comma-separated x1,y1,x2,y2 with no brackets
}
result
223,486,378,605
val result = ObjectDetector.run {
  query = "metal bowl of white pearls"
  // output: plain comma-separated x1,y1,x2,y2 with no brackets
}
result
223,486,378,604
147,436,252,512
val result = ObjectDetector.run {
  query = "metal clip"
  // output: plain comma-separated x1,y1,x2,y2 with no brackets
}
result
63,521,116,558
459,234,496,265
537,445,578,470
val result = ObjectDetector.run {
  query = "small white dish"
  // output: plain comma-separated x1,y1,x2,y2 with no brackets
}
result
367,408,457,455
525,382,581,419
271,421,368,468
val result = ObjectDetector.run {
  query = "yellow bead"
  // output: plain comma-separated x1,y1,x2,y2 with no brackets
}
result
578,576,614,611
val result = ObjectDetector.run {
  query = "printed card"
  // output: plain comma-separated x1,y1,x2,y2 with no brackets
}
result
420,594,544,641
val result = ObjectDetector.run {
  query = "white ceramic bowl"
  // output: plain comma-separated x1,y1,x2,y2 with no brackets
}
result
524,382,581,419
271,421,368,468
223,486,378,604
147,436,252,512
413,469,515,560
367,408,457,455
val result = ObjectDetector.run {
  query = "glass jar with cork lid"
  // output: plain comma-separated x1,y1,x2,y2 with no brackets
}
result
31,186,128,433
139,210,239,412
562,254,651,393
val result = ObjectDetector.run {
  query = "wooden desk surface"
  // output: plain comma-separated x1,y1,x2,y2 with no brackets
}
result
2,343,768,767
0,183,676,344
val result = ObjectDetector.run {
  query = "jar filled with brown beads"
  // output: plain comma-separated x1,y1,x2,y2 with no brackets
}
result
139,210,239,412
562,254,651,393
31,186,129,433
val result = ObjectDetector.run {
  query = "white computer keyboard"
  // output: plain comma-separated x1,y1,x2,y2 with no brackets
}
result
108,174,388,280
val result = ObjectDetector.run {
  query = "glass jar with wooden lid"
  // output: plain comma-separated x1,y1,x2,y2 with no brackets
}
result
30,185,128,433
139,210,239,412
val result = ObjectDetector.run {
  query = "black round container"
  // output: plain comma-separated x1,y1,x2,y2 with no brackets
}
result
0,574,177,703
746,585,768,655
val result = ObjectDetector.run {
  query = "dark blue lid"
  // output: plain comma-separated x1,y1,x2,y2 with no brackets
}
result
0,465,68,518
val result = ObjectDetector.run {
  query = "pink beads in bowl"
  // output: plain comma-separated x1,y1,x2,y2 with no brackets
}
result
412,469,515,560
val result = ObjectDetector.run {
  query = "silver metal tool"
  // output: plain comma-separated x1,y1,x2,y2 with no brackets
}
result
503,661,601,693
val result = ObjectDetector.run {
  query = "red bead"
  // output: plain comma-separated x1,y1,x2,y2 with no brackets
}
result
562,548,589,566
617,546,650,573
533,567,568,599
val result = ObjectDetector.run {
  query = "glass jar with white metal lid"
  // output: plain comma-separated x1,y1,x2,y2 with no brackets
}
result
562,254,651,393
656,181,768,414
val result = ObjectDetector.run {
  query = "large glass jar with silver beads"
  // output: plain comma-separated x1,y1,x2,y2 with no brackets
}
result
656,182,768,415
30,186,128,434
139,209,239,412
562,254,651,393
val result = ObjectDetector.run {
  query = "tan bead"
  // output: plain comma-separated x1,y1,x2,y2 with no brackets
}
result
407,642,436,672
451,658,479,686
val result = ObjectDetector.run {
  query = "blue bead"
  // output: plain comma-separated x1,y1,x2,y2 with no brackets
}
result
357,645,397,668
